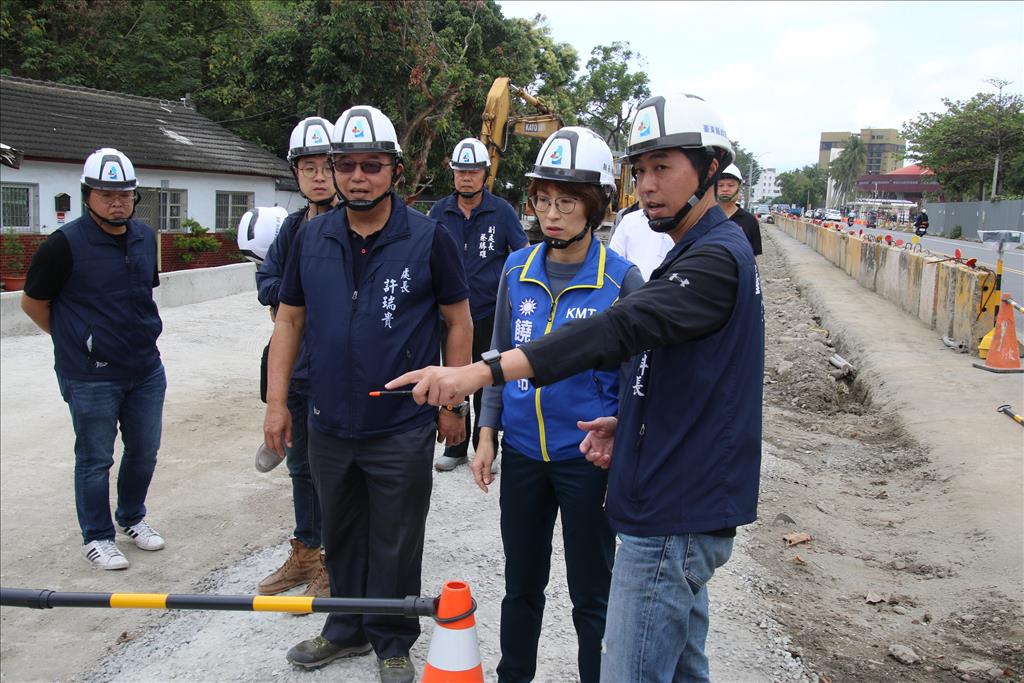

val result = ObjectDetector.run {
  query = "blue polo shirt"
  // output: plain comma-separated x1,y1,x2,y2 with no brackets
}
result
428,189,528,320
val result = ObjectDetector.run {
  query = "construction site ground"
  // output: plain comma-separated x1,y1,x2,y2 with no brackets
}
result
1,225,1021,683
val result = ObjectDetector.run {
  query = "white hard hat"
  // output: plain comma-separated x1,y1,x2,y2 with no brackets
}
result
287,117,335,162
237,206,289,264
450,138,490,170
626,94,735,167
721,164,743,182
525,126,616,196
331,105,400,156
81,148,138,191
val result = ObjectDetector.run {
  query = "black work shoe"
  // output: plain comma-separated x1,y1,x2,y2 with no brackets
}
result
286,636,372,669
378,655,416,683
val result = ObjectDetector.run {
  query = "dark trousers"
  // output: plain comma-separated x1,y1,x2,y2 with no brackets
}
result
496,441,615,683
441,313,498,458
285,379,320,548
307,422,435,658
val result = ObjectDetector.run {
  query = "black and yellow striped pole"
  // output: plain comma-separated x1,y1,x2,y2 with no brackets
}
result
1,588,436,617
997,405,1024,427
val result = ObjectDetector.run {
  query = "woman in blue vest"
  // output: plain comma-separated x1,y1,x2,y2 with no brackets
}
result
473,127,644,683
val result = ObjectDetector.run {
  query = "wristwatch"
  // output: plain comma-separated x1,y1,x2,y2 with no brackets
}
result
441,400,470,417
481,349,505,386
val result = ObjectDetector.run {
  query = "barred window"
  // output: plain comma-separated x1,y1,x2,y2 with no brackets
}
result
216,192,253,231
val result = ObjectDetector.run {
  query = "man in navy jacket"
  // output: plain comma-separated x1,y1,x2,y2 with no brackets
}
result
22,148,167,571
389,93,765,683
429,137,528,472
264,106,471,683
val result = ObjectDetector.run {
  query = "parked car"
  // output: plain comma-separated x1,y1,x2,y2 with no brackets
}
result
824,209,842,222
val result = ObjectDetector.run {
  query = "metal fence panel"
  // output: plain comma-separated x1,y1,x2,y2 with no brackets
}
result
924,200,1024,239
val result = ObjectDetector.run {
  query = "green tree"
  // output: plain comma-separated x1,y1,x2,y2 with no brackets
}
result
902,87,1024,200
575,42,649,151
828,134,866,207
730,142,762,208
776,165,827,208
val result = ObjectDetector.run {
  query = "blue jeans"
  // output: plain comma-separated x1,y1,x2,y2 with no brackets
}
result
601,532,734,683
57,363,167,544
286,379,321,548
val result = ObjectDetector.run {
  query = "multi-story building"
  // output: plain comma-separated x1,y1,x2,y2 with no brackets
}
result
752,167,781,202
818,129,905,174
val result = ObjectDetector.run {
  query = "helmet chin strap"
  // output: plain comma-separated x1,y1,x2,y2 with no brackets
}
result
456,188,483,199
646,155,717,233
339,189,393,212
86,199,134,228
716,190,739,203
543,224,590,250
332,165,399,212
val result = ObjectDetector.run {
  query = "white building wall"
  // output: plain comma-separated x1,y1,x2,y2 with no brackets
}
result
0,159,300,234
753,167,781,202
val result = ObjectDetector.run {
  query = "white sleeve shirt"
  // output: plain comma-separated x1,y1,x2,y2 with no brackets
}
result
607,210,675,281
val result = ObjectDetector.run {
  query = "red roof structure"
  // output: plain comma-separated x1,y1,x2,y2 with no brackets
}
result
856,163,941,200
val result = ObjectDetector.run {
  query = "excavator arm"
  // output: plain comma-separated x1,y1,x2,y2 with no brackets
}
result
479,77,563,191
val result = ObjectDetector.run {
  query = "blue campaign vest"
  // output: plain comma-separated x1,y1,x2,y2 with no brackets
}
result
50,214,162,380
429,190,525,320
502,238,632,461
608,205,765,535
297,195,442,439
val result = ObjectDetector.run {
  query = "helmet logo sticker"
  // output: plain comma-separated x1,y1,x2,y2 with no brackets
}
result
703,124,727,137
461,150,473,163
311,129,324,144
638,114,652,138
107,165,121,180
350,120,366,139
547,141,569,167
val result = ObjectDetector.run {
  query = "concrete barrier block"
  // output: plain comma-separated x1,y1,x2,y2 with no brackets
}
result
858,242,880,291
918,256,938,327
898,250,924,317
2,263,257,338
878,246,902,302
155,263,256,309
845,236,862,278
933,263,957,337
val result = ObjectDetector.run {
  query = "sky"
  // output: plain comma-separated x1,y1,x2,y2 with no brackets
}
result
496,0,1024,172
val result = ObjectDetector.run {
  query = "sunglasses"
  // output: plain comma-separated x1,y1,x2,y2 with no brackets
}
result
331,159,393,175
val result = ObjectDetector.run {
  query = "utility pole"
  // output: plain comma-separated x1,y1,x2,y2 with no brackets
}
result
984,77,1011,199
746,155,754,211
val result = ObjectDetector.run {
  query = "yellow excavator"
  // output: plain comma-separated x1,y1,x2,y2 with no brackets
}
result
479,77,563,192
479,77,635,230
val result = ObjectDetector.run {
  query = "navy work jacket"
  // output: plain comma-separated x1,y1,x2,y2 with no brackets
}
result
50,214,162,381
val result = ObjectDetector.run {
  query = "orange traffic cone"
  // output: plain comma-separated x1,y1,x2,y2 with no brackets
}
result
973,294,1023,373
421,582,484,683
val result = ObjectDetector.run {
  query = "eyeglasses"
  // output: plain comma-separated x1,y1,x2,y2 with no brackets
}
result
94,192,135,205
529,195,577,214
331,159,393,175
296,165,330,179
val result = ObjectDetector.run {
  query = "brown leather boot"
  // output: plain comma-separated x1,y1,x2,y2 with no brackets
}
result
258,538,321,595
302,553,330,599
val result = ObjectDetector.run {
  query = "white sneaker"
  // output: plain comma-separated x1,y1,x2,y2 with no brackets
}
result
120,519,165,551
83,540,129,570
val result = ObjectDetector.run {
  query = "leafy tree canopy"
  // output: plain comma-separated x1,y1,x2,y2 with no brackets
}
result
902,87,1024,200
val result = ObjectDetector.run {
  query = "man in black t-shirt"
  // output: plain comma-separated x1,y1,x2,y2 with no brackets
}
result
21,147,167,572
715,163,762,262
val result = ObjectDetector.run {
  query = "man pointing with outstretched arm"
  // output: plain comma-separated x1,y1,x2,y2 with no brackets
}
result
387,93,764,683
